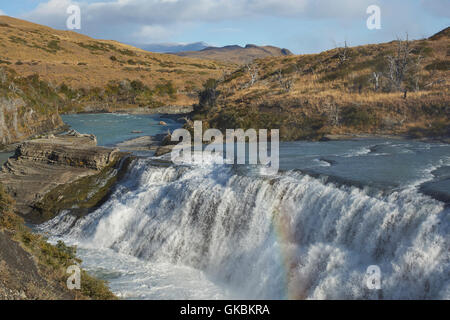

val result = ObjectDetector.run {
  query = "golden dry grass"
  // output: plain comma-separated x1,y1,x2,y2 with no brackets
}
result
0,16,234,106
198,28,449,140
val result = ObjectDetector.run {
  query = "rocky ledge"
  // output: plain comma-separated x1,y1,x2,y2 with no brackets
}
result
0,133,130,223
115,132,177,156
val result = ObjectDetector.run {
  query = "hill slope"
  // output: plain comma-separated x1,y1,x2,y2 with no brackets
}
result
0,183,116,300
174,44,293,64
0,16,232,108
192,28,449,140
0,68,64,146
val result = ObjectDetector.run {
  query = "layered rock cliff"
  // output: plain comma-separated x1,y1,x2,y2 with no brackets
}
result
0,134,129,223
0,68,64,147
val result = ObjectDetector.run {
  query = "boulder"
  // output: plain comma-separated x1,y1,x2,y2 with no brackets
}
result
154,145,175,157
0,135,124,219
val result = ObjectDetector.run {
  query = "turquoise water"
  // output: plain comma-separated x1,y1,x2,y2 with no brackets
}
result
62,113,450,199
278,139,450,195
0,152,13,166
61,113,181,147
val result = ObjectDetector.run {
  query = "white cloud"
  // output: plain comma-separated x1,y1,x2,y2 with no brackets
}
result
0,9,5,16
22,0,76,28
19,0,447,47
134,25,175,42
23,0,376,28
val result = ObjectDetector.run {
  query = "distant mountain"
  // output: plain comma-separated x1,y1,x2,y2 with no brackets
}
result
135,42,209,53
173,44,293,64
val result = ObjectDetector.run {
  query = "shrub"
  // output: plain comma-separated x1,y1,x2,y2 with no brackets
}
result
9,36,27,45
341,106,376,129
408,119,450,138
155,80,176,98
0,184,23,231
47,40,62,51
425,60,450,71
81,270,117,300
196,78,219,112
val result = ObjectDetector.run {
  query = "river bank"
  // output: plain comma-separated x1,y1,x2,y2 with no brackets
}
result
0,134,131,224
61,105,193,116
0,132,130,299
321,133,450,144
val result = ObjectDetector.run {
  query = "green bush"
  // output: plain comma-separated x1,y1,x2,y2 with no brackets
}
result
425,60,450,71
47,40,62,51
155,80,176,98
0,184,23,231
81,271,117,300
341,106,376,129
0,182,117,300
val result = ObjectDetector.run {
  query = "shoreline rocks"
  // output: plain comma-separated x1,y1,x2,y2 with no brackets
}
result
0,134,128,223
115,134,165,151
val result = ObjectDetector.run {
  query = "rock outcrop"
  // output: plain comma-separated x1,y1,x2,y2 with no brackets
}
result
0,68,64,148
13,135,115,170
0,97,64,147
115,134,165,151
0,134,127,222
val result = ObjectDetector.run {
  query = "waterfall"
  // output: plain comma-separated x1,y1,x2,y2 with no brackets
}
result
38,157,450,300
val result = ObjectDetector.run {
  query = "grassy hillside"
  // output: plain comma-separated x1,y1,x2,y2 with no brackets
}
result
174,44,293,64
0,16,232,109
0,183,116,300
192,28,450,140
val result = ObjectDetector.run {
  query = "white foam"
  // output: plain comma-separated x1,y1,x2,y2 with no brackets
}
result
39,159,450,300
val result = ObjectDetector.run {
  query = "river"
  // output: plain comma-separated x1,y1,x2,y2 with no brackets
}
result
36,113,450,299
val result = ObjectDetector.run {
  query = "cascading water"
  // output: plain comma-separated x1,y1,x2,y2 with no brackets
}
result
38,155,449,300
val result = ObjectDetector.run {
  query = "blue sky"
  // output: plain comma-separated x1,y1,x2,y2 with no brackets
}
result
0,0,448,54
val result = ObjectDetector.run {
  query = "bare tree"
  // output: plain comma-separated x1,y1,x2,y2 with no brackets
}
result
8,82,19,94
276,69,293,92
372,72,381,91
221,70,231,82
411,54,424,92
283,79,293,92
335,40,350,66
386,35,413,91
276,69,283,85
293,62,302,76
324,102,340,126
246,64,259,86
